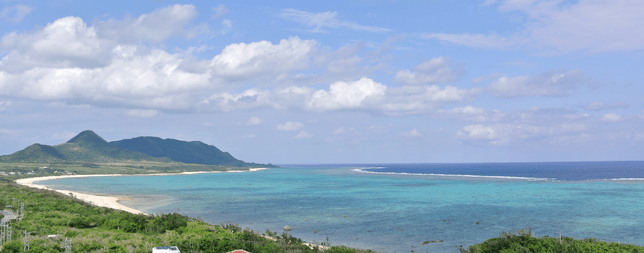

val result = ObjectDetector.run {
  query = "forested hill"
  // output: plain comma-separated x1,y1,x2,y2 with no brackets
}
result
0,130,171,163
110,137,258,167
0,130,274,167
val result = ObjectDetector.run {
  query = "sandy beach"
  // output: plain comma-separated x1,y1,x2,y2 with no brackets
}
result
15,168,268,215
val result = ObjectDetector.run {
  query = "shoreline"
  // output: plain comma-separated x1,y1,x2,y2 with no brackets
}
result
15,168,268,215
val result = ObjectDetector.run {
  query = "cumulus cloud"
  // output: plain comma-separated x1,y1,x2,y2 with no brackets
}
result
584,101,628,111
422,1,644,53
210,37,316,80
294,131,312,139
211,4,229,19
204,77,481,114
277,9,391,33
1,16,111,71
1,4,32,23
246,116,262,126
601,113,622,122
0,8,324,111
277,122,304,131
125,109,159,118
395,57,464,85
307,77,386,111
487,69,591,98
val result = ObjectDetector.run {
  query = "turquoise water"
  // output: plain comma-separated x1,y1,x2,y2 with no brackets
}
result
39,166,644,253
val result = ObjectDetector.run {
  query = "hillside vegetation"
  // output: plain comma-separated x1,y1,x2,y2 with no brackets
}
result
0,181,373,253
111,136,251,167
459,228,644,253
0,130,274,168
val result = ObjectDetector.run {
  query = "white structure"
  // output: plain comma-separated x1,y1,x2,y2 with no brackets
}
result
153,246,180,253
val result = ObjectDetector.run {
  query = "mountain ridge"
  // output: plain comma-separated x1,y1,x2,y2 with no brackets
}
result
0,130,272,167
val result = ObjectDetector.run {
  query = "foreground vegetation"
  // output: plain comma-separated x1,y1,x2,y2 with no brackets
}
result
0,181,373,253
459,228,644,253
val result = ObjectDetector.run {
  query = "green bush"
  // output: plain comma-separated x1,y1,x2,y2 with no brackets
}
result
0,182,376,253
461,228,644,253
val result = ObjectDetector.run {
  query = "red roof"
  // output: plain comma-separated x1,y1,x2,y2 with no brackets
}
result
227,250,250,253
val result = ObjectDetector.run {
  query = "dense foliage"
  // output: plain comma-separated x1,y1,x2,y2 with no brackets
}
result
0,130,171,164
460,228,644,253
111,136,274,167
0,182,374,253
0,130,274,168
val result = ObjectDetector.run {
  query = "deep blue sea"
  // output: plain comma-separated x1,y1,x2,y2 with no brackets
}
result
38,162,644,253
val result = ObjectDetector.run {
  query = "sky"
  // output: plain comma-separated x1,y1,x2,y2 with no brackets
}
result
0,0,643,164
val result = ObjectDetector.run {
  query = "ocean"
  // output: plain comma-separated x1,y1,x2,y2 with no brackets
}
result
39,162,644,253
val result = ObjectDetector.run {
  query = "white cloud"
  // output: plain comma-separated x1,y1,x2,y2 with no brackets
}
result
436,106,505,122
94,4,201,43
294,130,312,139
584,101,628,111
395,57,464,85
240,134,256,138
210,37,316,80
1,16,110,71
246,116,262,126
423,1,644,53
602,113,622,122
277,122,304,131
334,127,345,134
52,131,76,140
307,77,386,111
400,129,422,137
204,76,481,115
0,128,18,136
219,19,233,35
1,4,32,23
125,109,159,118
211,4,229,19
277,9,391,33
418,33,517,50
456,122,587,145
487,69,590,98
0,101,10,111
204,77,481,114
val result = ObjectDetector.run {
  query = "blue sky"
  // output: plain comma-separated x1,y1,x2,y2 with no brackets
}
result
1,0,643,163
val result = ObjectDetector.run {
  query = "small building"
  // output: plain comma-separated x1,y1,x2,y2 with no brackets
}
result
227,250,251,253
152,246,180,253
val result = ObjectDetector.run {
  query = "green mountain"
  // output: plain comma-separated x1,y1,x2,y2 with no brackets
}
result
0,143,66,163
110,137,249,167
0,130,273,167
54,130,172,163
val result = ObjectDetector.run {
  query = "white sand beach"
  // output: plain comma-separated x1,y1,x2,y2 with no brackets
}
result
15,168,268,215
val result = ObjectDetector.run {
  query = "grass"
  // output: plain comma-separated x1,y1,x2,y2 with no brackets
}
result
0,181,376,253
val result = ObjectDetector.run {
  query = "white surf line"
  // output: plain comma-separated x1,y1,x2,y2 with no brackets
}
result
351,168,552,181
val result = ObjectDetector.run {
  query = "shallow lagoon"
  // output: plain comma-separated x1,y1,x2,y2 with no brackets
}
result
41,164,644,253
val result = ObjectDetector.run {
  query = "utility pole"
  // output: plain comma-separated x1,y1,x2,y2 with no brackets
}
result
23,230,30,251
63,237,72,253
0,219,4,246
